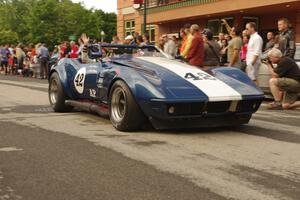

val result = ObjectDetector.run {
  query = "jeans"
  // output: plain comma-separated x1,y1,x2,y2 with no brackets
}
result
40,57,49,78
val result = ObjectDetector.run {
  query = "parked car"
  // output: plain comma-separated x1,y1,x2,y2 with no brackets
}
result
258,43,300,95
48,44,264,131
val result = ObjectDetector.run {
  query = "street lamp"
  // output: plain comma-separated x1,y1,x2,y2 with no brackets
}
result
100,30,105,43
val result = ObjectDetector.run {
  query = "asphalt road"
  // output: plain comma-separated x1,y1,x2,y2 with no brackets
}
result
0,75,300,200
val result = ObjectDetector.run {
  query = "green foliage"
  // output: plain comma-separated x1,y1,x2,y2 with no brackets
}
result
0,0,116,47
0,30,19,45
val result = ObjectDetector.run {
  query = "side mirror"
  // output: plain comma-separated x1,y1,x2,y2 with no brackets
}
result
88,44,103,60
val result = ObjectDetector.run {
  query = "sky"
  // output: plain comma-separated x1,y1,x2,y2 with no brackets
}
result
71,0,117,13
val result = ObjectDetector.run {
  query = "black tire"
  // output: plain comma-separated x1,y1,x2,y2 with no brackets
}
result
49,72,73,112
109,80,146,131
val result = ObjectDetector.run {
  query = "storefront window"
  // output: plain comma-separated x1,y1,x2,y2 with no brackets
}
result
150,29,155,42
125,20,135,37
146,25,156,43
143,25,156,43
207,19,220,36
207,17,234,36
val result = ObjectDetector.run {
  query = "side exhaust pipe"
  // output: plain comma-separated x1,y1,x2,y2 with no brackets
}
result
65,100,108,117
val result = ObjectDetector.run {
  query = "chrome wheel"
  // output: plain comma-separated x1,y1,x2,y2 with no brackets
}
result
49,72,73,112
49,78,58,105
109,80,146,131
111,87,127,123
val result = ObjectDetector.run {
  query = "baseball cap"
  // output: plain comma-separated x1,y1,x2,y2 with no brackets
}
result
125,35,134,40
201,28,211,35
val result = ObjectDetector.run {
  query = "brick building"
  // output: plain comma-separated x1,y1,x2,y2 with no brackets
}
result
117,0,300,43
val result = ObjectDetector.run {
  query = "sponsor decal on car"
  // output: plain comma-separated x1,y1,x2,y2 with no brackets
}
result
74,67,86,94
89,89,97,98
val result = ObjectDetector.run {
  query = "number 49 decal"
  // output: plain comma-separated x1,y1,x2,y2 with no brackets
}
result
74,68,86,94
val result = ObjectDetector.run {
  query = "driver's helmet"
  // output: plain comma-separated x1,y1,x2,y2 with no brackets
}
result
88,44,102,59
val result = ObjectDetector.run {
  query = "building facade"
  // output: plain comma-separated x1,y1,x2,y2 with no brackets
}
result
117,0,300,43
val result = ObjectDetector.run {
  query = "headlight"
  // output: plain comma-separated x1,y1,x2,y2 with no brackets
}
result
168,106,175,114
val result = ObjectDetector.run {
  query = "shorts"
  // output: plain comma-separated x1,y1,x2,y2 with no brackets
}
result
277,78,300,104
246,62,260,81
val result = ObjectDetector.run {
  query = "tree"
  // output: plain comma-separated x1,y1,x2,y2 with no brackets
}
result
0,30,19,45
0,0,117,47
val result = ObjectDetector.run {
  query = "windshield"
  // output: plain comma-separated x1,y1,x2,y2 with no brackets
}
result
101,45,167,59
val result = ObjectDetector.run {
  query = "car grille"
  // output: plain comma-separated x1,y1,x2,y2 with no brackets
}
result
166,100,262,116
167,102,205,116
206,101,231,113
236,99,262,113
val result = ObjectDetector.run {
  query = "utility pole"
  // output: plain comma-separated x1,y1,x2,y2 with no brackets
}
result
143,0,147,34
133,0,147,34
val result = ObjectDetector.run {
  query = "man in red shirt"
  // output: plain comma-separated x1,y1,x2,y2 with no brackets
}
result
186,24,204,67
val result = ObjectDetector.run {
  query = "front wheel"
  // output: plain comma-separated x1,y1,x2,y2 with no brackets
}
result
109,80,146,131
49,72,73,112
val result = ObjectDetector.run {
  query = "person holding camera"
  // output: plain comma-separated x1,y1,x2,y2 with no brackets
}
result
265,48,300,109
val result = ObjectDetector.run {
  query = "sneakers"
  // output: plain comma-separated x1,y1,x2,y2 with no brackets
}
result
267,101,282,110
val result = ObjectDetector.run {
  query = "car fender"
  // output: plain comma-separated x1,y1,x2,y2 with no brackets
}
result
49,59,76,99
212,67,264,99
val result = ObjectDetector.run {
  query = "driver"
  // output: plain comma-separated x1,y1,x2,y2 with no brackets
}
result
79,33,111,63
78,33,91,63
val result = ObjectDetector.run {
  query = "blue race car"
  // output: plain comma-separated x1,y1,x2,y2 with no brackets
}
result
48,44,264,131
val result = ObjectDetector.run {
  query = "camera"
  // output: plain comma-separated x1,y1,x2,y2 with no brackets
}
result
261,57,271,64
261,52,271,64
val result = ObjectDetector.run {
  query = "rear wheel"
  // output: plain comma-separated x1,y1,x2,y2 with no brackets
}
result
109,80,146,131
49,72,73,112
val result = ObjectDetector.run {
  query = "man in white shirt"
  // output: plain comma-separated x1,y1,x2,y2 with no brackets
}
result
245,22,263,85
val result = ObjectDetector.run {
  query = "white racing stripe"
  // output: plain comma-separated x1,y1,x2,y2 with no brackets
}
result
137,57,242,102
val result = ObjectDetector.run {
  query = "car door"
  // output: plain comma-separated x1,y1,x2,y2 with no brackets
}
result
95,60,116,103
73,62,103,100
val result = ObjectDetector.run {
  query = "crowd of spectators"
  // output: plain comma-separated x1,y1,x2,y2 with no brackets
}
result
156,18,296,77
0,41,81,79
155,17,299,109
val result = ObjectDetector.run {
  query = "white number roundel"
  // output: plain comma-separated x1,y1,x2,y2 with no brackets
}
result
74,67,86,94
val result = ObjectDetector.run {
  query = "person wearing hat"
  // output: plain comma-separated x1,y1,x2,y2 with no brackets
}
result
202,29,221,67
124,35,137,45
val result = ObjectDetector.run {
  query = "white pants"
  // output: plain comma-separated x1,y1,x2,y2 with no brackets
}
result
246,62,260,81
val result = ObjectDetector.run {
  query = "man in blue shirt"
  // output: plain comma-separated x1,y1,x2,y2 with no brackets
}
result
38,44,49,79
0,45,10,75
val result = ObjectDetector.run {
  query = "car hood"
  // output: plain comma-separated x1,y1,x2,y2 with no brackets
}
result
112,57,263,101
